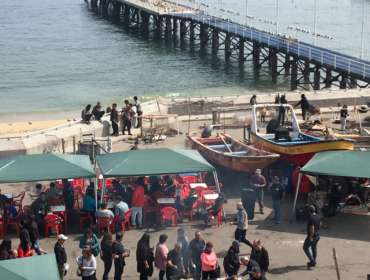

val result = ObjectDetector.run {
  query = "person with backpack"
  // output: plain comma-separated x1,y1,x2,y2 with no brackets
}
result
295,94,310,120
223,240,241,277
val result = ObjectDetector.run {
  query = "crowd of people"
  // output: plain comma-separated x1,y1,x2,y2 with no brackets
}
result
80,96,143,136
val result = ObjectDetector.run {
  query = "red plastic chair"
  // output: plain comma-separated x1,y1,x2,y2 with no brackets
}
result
180,200,198,222
206,203,225,228
74,189,82,208
49,197,64,206
75,204,93,230
97,217,113,237
208,183,223,192
201,190,216,210
160,207,177,229
28,193,38,203
73,178,85,192
44,214,62,237
179,176,198,184
143,195,157,223
13,191,25,212
194,187,205,213
4,210,22,235
113,208,132,233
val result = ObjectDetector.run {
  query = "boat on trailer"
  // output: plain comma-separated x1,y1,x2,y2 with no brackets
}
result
249,104,355,166
187,132,279,173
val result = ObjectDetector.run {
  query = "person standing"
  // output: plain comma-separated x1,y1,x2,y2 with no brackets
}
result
122,103,135,135
260,106,266,122
249,169,266,214
62,179,74,214
295,94,310,120
278,104,286,126
188,231,205,280
18,219,30,245
229,202,253,249
134,96,143,128
340,105,349,131
303,205,322,267
166,242,184,280
76,248,97,280
82,104,93,124
238,256,260,278
131,181,144,228
54,234,68,280
223,240,241,277
267,176,285,224
79,228,100,257
155,234,169,280
26,215,42,255
250,239,269,275
112,180,126,200
136,233,154,280
111,231,128,280
92,102,105,122
200,242,218,279
101,232,113,280
177,228,189,274
110,103,119,136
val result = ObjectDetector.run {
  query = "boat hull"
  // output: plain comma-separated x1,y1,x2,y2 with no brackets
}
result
251,133,354,166
188,135,279,173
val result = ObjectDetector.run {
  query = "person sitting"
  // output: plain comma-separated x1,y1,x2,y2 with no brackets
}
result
96,203,114,226
30,192,52,230
83,188,97,225
0,239,12,260
112,180,126,200
35,183,43,198
17,238,34,258
163,176,176,196
130,140,139,150
148,176,163,195
175,188,198,213
45,182,62,198
79,228,100,257
201,192,227,225
8,249,18,259
114,196,129,222
82,104,93,124
92,102,105,122
4,199,18,223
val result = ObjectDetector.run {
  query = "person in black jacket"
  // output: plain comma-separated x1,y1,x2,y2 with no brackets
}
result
250,239,269,275
111,231,128,280
101,232,113,280
201,192,227,224
224,240,241,276
295,94,310,120
54,234,68,280
176,189,198,212
136,233,154,280
26,215,42,255
18,219,30,244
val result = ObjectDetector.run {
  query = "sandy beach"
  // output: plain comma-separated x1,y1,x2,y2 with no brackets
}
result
0,119,73,137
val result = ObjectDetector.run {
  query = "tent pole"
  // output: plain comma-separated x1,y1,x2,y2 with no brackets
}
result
213,171,227,223
94,176,98,212
101,179,107,204
199,172,203,183
315,174,318,192
290,173,302,224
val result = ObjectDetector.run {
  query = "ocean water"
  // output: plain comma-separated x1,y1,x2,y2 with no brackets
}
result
0,0,369,121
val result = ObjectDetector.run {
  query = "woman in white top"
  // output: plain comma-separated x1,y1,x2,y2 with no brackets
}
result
76,248,97,280
96,202,114,225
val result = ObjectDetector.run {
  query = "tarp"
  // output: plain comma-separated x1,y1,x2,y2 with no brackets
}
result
299,150,370,178
0,254,60,280
96,148,216,177
0,154,96,183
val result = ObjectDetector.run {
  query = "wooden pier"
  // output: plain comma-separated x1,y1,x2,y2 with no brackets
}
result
87,0,370,91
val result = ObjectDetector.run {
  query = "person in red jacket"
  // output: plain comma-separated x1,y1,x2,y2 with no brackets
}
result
131,178,145,228
18,239,34,258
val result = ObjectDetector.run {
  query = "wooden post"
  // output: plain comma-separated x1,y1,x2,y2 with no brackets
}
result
150,117,153,129
253,42,260,70
140,116,143,139
271,51,278,82
291,59,298,90
225,33,231,60
239,39,244,64
73,136,76,154
61,138,65,154
332,248,340,280
212,30,219,54
190,22,195,44
284,55,290,73
314,64,320,90
325,69,332,88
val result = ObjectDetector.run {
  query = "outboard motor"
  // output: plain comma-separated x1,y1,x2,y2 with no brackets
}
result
201,125,213,138
274,126,290,141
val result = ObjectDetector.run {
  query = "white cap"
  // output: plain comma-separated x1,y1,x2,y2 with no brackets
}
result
255,169,261,173
58,234,68,240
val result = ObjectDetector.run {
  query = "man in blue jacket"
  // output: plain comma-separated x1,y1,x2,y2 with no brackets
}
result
295,94,310,120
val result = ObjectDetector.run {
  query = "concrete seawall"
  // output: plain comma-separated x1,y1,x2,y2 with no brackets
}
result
1,88,369,158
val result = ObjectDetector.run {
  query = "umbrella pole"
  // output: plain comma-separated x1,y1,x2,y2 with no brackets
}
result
290,173,302,224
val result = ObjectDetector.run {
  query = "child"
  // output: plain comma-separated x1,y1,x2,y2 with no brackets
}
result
35,184,43,198
260,106,267,122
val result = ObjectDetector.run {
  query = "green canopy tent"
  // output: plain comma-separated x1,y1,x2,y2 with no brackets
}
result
96,148,219,206
0,254,60,280
290,150,370,222
0,154,96,183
